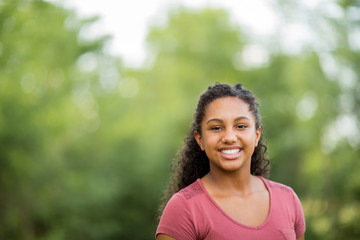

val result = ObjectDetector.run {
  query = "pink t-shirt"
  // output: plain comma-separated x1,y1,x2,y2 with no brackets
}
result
156,177,305,240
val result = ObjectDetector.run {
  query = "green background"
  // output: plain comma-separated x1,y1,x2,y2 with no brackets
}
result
0,0,359,239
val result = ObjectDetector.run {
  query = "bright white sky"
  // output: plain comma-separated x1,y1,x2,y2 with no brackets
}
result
51,0,326,68
56,0,282,68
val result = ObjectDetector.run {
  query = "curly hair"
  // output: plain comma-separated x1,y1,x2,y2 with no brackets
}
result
158,83,270,216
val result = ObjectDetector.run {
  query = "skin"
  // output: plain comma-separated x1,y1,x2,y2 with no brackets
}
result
157,97,305,240
195,97,261,178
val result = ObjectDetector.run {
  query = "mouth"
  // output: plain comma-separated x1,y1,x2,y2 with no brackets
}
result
219,147,242,159
220,149,240,155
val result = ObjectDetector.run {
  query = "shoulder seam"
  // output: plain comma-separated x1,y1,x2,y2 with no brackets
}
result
266,179,293,193
178,180,204,200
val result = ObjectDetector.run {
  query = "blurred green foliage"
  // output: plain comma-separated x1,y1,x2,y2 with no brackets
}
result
0,0,359,239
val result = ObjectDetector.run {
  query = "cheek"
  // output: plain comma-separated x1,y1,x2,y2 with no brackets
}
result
203,135,220,151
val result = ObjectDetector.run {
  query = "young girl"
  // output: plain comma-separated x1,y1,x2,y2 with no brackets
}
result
156,83,305,240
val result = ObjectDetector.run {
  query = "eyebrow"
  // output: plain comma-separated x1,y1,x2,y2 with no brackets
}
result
206,116,250,124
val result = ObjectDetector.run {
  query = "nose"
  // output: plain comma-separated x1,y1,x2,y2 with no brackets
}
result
222,128,237,143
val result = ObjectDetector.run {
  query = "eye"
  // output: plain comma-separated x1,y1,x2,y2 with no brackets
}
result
210,126,222,131
236,124,247,130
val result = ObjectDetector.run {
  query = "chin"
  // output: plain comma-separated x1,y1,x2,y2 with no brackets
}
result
220,159,250,171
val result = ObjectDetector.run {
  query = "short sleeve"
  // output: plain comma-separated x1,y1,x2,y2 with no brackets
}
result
292,191,306,238
156,193,197,240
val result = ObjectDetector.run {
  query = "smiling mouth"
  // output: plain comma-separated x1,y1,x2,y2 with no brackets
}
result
220,149,241,155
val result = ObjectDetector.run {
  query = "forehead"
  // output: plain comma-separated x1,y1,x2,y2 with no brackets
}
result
203,96,253,121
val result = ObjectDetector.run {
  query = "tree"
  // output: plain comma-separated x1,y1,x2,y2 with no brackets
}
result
0,0,113,238
1,1,359,239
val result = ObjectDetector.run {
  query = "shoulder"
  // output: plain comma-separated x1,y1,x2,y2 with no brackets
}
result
263,178,293,192
163,180,205,212
161,179,206,218
177,179,204,200
263,178,295,193
156,180,206,240
262,178,302,211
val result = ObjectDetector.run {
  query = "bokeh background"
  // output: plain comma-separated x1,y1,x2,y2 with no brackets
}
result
1,0,360,239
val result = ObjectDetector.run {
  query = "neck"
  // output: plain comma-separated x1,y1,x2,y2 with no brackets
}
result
203,169,257,196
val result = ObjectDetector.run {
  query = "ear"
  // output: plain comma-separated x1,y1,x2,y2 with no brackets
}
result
194,131,204,151
255,127,261,147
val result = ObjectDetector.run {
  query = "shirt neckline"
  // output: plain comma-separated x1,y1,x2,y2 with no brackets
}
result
196,176,272,230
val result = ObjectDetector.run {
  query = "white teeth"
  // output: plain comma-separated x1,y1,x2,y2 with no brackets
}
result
221,149,240,154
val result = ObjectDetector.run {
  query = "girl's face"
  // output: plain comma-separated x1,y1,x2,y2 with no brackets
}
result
194,97,261,174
